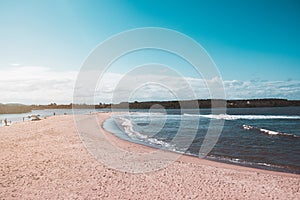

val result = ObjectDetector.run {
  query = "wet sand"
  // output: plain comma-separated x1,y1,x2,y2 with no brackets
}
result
0,113,299,199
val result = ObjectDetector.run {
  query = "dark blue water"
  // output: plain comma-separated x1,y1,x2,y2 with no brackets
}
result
103,107,300,174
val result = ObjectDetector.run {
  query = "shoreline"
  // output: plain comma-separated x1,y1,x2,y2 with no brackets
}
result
0,113,299,199
98,112,299,177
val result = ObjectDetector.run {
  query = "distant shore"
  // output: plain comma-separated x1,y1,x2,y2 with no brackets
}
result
0,113,299,199
1,98,300,114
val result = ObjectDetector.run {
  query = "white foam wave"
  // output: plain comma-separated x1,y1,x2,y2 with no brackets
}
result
118,117,147,139
119,112,183,122
242,124,299,138
129,112,165,116
116,117,177,150
208,155,283,169
184,113,300,120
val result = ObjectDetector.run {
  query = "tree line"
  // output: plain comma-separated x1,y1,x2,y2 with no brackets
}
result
1,99,300,114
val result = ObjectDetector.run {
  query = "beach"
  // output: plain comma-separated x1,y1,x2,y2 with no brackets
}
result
0,113,299,199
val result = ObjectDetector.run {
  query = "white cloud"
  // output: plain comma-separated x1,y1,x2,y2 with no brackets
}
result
0,67,299,104
223,79,300,99
94,73,215,103
10,63,21,67
94,73,300,103
0,66,77,104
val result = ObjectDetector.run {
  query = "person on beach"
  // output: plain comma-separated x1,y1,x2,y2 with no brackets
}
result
4,118,7,126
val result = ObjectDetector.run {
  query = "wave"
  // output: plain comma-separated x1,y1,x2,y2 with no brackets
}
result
118,112,300,121
184,113,300,120
128,112,165,116
207,155,285,169
242,124,299,138
114,112,183,122
118,117,148,139
115,116,177,151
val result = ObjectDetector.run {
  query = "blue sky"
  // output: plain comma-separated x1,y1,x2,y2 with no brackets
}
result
0,0,300,103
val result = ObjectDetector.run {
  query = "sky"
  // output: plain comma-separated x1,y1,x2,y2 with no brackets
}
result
0,0,300,104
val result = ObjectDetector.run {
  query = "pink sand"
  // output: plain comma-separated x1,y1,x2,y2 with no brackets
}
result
0,113,299,199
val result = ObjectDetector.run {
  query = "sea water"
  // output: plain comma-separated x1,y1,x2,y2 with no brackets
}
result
103,107,300,174
0,108,110,126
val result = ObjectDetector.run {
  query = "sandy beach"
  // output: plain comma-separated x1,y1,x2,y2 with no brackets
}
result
0,113,299,199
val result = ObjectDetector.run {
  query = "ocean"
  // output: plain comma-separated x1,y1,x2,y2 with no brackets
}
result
103,107,300,174
0,108,109,126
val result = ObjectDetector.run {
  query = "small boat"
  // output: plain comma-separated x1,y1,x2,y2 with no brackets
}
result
28,115,41,121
